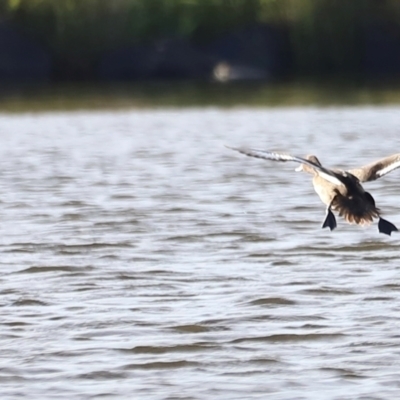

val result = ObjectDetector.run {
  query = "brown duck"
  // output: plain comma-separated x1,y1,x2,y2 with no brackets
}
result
227,146,400,235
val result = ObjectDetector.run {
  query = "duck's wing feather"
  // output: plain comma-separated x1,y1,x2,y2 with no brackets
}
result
226,146,344,186
348,153,400,182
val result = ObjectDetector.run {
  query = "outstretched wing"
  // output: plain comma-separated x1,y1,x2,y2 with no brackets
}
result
349,153,400,182
226,145,344,186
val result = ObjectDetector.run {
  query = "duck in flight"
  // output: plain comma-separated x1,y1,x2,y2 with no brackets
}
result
227,146,400,235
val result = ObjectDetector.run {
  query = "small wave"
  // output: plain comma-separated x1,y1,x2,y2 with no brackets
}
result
121,360,199,370
119,342,216,354
248,297,296,306
231,332,344,343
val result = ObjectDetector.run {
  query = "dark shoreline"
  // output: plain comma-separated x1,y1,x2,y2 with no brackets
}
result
2,81,400,112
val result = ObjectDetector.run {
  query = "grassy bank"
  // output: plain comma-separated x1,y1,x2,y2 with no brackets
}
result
4,0,400,77
3,81,400,112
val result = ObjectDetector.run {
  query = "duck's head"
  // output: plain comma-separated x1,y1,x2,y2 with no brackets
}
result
295,155,322,175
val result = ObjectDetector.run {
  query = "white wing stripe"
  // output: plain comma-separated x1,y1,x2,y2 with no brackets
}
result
227,145,344,186
377,159,400,177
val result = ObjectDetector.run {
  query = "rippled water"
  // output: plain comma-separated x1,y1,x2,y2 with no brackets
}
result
1,107,400,399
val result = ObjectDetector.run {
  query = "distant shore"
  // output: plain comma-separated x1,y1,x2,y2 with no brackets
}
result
3,81,400,112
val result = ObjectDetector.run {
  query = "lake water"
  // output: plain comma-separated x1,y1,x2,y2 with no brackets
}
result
1,107,400,399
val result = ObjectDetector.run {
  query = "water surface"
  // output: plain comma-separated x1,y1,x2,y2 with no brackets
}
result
1,107,400,399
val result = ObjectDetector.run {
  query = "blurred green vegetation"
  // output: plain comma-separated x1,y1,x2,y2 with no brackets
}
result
3,0,400,76
4,81,400,112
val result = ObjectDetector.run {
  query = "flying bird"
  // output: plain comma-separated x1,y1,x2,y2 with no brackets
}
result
226,146,400,235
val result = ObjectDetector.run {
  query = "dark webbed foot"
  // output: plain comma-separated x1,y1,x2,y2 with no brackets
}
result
322,208,337,231
378,218,398,236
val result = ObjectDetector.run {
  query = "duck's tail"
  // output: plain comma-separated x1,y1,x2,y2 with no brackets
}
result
332,191,380,226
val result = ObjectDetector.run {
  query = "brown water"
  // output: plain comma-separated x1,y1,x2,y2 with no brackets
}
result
1,107,400,399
